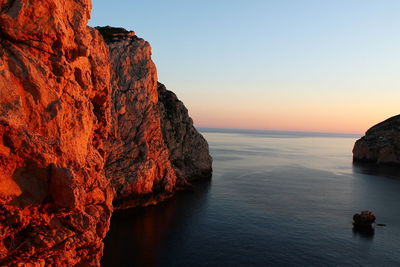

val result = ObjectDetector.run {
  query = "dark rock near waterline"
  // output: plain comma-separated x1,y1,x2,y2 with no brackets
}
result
353,210,376,227
158,82,213,183
353,115,400,165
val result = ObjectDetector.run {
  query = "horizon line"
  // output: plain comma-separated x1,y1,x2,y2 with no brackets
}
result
195,126,363,136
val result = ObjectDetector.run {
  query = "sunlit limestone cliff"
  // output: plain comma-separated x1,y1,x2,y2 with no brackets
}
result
0,2,211,266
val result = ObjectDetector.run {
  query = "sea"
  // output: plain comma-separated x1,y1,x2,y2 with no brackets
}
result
101,128,400,267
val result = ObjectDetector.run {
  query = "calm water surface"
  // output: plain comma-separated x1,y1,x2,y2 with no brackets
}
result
102,129,400,266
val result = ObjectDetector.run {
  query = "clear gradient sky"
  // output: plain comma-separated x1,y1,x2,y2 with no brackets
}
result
89,0,400,134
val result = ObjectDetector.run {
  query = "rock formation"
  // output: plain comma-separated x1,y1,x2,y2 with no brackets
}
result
97,26,177,209
96,27,212,209
353,115,400,165
0,0,113,265
157,82,212,182
353,210,376,228
0,3,212,265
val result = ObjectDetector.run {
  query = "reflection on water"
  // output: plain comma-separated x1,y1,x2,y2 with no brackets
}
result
101,182,211,267
102,130,400,266
101,200,177,266
352,225,375,240
353,161,400,179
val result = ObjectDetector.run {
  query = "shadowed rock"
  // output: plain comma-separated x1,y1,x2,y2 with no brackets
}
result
95,26,137,43
157,82,212,182
353,115,400,165
353,210,376,228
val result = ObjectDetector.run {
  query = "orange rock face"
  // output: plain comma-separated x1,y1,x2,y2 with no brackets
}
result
0,2,213,264
0,0,112,265
97,27,178,208
97,27,212,209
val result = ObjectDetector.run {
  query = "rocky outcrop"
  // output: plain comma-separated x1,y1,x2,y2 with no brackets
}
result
0,3,212,264
353,210,376,227
97,27,212,209
97,26,178,209
353,115,400,165
0,0,113,265
158,82,212,182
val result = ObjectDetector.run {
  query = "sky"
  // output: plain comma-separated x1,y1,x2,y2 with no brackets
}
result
89,0,400,134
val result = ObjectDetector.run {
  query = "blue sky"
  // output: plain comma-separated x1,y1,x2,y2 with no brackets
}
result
89,0,400,133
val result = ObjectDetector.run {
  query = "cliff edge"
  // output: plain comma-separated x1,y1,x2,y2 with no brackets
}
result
96,26,212,209
353,115,400,165
0,0,113,265
0,3,212,265
158,82,212,182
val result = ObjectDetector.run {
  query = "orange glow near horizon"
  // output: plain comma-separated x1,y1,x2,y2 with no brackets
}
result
189,101,399,135
176,79,400,135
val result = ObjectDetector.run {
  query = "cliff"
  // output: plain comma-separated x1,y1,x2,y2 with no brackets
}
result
353,115,400,165
0,0,113,265
96,26,212,209
157,82,212,181
0,2,212,265
96,26,177,209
